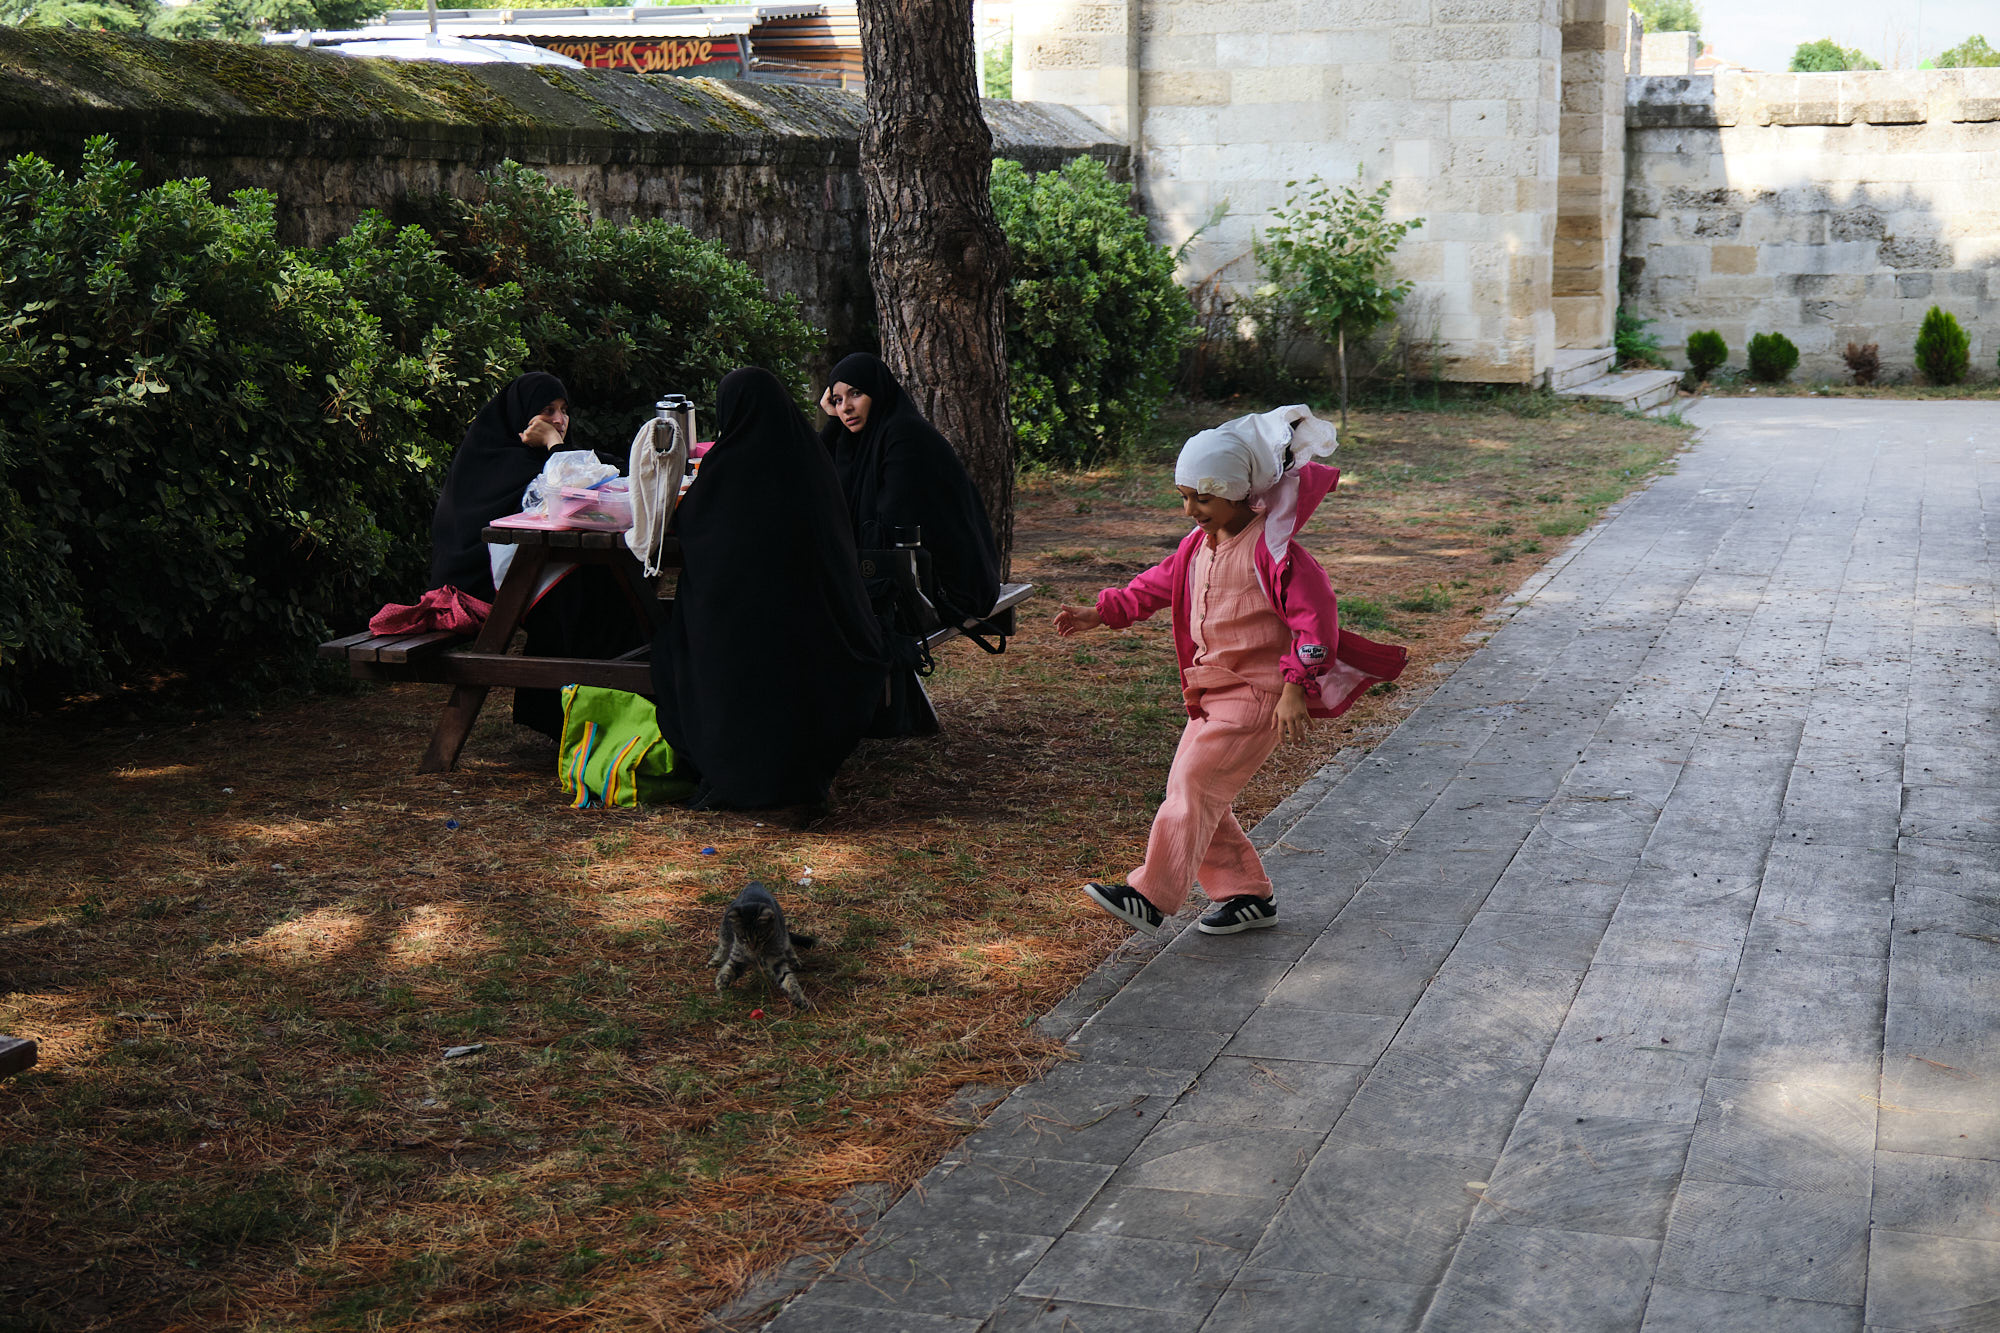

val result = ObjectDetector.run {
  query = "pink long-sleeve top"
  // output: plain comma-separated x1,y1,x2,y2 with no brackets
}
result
1093,464,1409,720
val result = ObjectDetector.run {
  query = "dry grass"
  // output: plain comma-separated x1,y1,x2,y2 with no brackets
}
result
0,396,1689,1332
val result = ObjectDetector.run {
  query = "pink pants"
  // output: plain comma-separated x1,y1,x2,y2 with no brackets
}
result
1128,685,1281,914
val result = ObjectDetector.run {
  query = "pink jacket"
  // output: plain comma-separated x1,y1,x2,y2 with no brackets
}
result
1095,464,1408,719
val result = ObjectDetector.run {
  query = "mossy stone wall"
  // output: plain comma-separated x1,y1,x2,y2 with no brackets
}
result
0,28,1125,354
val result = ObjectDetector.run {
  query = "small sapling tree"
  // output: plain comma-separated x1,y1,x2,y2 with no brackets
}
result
1258,173,1423,429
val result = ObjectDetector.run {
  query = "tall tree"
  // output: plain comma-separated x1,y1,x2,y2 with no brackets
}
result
852,0,1015,570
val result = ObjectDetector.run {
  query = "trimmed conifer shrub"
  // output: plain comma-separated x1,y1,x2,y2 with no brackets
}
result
1746,332,1799,383
1684,329,1727,381
1914,305,1971,385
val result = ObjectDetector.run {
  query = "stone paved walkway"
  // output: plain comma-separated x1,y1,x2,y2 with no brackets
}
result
760,400,2000,1333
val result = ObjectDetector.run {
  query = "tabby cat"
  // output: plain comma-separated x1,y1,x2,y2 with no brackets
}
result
711,881,816,1010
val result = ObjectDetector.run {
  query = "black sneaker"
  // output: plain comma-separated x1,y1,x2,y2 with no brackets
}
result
1085,882,1163,936
1197,896,1278,934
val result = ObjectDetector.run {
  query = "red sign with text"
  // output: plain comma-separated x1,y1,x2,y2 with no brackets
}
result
538,37,742,74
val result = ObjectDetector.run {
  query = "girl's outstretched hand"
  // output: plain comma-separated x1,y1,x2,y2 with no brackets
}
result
1054,604,1102,637
1275,683,1311,745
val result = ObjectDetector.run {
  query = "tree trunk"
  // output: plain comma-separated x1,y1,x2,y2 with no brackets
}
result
853,0,1015,572
1336,324,1350,431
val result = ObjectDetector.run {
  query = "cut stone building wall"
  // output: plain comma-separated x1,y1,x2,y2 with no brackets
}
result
0,29,1122,361
1014,0,1631,384
1625,70,2000,379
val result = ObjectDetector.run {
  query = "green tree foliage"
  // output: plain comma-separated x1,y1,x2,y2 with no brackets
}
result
981,37,1012,99
0,0,152,30
409,163,818,458
1935,34,2000,67
1790,38,1882,71
1257,173,1423,427
1914,305,1971,385
1683,329,1727,380
1631,0,1700,37
1746,331,1800,382
0,139,524,707
990,156,1193,468
2,0,387,40
147,0,387,41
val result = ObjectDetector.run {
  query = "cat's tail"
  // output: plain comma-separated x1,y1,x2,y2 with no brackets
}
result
789,931,818,950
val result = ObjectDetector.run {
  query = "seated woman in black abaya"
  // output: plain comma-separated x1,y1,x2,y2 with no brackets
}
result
650,367,888,812
428,372,643,740
818,353,1002,629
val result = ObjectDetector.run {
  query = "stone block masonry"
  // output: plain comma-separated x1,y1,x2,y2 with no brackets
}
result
1625,69,2000,381
1016,0,1633,386
0,29,1123,361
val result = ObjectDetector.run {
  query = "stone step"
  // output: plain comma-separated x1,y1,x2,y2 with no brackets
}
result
1557,367,1684,414
1550,346,1616,392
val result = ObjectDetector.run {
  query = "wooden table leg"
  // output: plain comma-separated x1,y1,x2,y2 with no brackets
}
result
416,545,551,773
420,684,492,773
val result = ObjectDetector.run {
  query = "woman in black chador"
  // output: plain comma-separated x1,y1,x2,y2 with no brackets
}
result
651,367,888,811
818,352,1002,627
428,371,641,739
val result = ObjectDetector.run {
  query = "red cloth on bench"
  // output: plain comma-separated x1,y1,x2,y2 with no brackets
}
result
370,586,492,636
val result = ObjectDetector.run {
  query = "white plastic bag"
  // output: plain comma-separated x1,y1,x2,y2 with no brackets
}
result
521,450,618,517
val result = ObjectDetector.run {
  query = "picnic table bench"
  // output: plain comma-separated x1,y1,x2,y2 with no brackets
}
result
321,525,1032,772
0,1036,36,1078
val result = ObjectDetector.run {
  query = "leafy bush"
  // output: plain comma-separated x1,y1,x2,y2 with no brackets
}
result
1615,307,1663,367
1790,38,1881,71
1684,329,1727,381
408,163,818,457
0,140,524,708
1914,305,1971,385
1746,331,1799,382
991,156,1193,468
1843,341,1880,385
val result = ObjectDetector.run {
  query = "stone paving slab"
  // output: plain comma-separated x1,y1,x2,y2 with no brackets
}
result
751,401,2000,1331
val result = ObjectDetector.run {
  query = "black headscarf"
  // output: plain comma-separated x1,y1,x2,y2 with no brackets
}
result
819,353,1002,625
652,368,887,809
429,372,569,599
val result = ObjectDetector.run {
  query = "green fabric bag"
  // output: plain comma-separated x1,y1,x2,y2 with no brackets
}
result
557,685,696,807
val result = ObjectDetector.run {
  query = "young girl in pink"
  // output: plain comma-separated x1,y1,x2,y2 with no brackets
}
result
1055,406,1408,935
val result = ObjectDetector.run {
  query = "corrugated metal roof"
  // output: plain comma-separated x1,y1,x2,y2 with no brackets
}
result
271,4,821,43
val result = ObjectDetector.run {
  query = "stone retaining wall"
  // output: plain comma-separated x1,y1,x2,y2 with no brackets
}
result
1625,70,2000,379
0,29,1123,358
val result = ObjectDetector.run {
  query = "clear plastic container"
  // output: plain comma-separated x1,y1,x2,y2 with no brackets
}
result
555,483,633,530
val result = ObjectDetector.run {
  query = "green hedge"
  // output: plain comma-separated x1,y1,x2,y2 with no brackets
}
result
993,156,1192,468
0,142,814,709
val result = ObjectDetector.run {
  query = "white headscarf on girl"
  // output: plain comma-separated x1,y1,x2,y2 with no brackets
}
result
1174,404,1339,558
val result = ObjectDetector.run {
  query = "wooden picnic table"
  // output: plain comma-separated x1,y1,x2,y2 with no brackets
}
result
320,525,1032,773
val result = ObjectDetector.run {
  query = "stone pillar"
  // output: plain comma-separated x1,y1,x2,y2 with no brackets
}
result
1557,0,1629,348
1013,0,1141,150
1639,31,1698,75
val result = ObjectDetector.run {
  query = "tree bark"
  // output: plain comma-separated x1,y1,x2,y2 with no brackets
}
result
853,0,1015,573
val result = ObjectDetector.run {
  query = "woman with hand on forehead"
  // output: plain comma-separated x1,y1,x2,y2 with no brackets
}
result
819,353,1001,632
426,371,642,739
